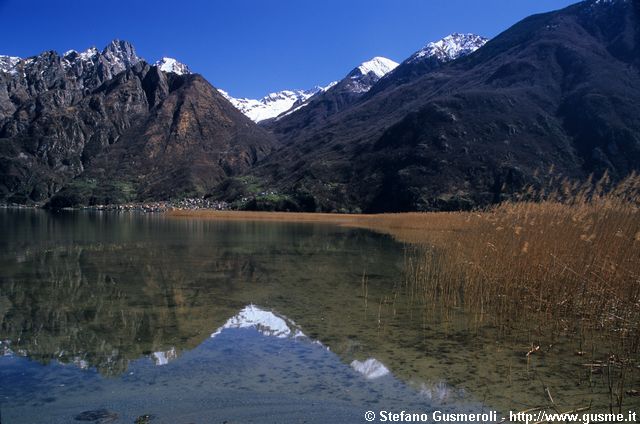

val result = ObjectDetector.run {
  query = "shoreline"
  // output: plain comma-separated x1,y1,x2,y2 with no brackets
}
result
0,198,229,213
166,209,365,223
1,204,447,244
165,209,464,245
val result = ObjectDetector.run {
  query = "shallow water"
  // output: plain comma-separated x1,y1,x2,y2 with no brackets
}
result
0,209,637,423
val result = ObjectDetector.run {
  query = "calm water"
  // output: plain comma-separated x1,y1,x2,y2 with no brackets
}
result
0,209,637,423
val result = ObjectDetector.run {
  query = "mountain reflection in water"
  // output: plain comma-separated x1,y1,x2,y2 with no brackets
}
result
3,209,628,422
0,209,406,377
0,209,479,423
1,302,468,424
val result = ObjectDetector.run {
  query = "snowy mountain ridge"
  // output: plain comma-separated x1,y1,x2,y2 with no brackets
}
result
219,83,336,123
0,40,141,85
272,56,399,121
407,33,488,64
1,36,486,123
0,41,190,82
593,0,628,4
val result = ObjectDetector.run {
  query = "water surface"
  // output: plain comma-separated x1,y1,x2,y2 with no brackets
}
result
0,209,637,423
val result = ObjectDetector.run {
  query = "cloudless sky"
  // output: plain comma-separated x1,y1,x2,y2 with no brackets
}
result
0,0,578,98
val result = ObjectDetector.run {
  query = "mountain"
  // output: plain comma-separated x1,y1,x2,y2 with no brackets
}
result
265,56,398,143
0,40,277,205
368,33,488,95
261,36,483,158
155,57,191,75
219,57,397,125
0,40,142,92
232,0,640,212
3,0,638,212
218,84,335,123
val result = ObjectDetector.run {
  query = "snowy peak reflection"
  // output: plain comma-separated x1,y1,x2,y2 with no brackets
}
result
350,358,391,379
1,339,15,357
418,381,465,403
152,347,178,366
211,304,305,339
212,306,397,383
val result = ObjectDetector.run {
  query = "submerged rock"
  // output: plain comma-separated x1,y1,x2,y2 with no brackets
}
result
73,409,118,423
134,414,156,424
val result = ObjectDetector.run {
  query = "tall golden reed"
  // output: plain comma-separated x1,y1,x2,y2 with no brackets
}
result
379,173,640,359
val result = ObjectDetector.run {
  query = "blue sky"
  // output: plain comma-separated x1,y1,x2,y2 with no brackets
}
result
0,0,577,98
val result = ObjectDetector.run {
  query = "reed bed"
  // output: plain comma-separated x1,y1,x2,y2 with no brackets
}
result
356,174,640,413
387,174,640,344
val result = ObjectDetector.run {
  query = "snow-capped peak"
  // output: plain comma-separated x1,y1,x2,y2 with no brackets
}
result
155,57,191,75
354,57,399,79
219,83,333,123
343,56,399,94
408,33,488,64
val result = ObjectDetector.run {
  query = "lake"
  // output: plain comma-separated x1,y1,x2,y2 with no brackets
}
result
0,209,637,423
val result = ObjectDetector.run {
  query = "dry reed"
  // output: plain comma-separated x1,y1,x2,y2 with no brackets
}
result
357,173,640,413
390,173,640,343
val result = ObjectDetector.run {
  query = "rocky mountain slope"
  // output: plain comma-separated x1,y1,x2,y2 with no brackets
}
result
236,0,640,212
0,40,276,205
